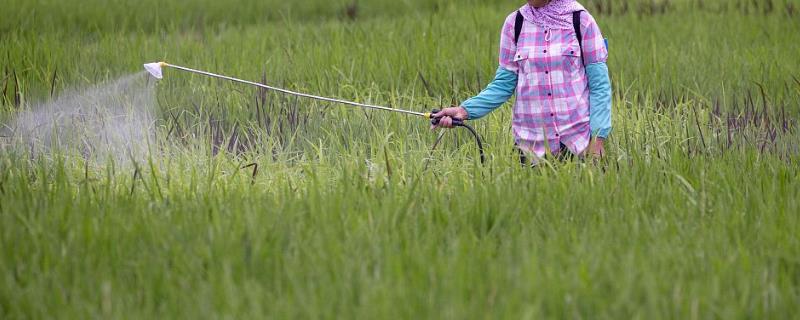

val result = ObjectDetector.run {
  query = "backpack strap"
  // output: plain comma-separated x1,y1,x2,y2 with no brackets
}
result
514,10,524,45
572,10,585,67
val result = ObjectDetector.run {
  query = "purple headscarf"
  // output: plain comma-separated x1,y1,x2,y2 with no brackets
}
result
520,0,586,30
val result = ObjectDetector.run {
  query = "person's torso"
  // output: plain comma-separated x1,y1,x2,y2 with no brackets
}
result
512,20,591,156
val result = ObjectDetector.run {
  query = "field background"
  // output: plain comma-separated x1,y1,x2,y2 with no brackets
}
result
2,0,800,318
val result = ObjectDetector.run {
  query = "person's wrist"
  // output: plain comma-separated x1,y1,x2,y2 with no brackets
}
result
456,106,469,120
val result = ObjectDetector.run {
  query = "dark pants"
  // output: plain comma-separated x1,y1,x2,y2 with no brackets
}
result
516,143,577,166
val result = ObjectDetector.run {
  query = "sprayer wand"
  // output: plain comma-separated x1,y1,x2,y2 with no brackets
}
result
144,61,485,163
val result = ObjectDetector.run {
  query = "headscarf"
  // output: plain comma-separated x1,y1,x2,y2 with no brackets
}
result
520,0,586,30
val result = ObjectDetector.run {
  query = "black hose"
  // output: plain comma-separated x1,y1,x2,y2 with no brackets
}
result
429,110,485,165
454,123,485,165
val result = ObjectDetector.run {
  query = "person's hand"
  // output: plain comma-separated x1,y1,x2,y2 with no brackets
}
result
588,137,606,159
430,106,469,129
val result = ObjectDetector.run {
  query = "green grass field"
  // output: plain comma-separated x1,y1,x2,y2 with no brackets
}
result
2,0,800,318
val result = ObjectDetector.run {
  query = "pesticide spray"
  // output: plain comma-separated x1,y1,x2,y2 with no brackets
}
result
3,72,157,163
1,62,484,165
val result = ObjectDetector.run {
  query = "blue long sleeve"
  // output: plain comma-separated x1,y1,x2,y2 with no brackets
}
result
586,62,612,138
461,66,517,120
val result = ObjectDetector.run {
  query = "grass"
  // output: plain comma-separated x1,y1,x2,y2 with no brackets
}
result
1,0,800,318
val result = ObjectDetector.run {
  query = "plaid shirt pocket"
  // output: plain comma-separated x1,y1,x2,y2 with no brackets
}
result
561,44,583,79
513,49,529,73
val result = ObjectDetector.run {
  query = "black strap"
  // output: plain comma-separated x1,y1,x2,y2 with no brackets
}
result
514,10,524,44
572,10,585,66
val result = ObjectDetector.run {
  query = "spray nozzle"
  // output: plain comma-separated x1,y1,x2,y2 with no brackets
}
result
143,62,166,79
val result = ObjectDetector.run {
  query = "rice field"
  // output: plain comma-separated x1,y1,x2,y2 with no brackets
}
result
1,0,799,318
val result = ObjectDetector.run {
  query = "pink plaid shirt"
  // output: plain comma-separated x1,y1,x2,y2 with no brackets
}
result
500,6,608,158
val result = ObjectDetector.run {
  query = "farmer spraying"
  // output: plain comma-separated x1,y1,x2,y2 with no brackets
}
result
144,0,610,165
432,0,612,163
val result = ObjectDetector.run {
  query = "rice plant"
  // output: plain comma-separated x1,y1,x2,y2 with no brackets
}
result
1,0,798,318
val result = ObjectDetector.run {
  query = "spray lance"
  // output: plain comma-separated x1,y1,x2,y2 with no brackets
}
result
144,62,484,163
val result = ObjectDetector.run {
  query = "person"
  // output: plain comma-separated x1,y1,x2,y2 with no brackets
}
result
432,0,612,163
